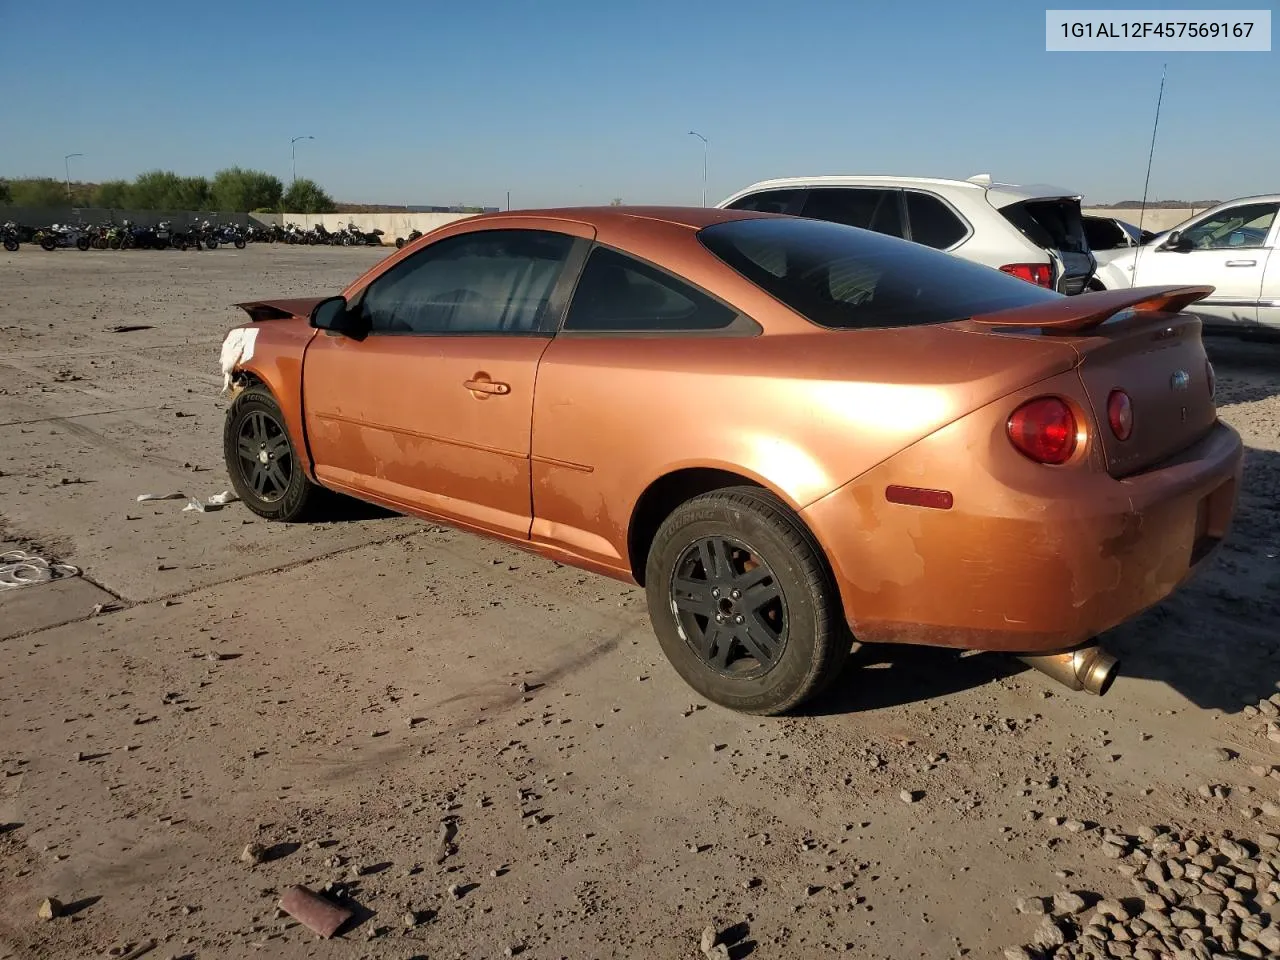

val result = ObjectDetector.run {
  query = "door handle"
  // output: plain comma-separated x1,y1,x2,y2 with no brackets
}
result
463,378,510,396
1225,260,1257,267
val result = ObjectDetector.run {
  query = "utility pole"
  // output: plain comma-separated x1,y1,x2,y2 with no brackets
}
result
687,132,708,207
64,153,84,203
291,136,315,184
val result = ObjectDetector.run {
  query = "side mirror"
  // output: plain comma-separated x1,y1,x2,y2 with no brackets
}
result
310,295,358,335
1163,230,1191,252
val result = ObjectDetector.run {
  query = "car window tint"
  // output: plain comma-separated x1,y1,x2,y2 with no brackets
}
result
725,189,802,214
904,192,968,249
698,216,1060,330
1181,203,1278,249
1083,217,1127,250
361,229,574,335
801,188,905,239
563,246,737,332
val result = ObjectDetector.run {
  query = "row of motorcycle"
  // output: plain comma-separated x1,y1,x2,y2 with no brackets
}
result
2,220,248,252
1,220,394,252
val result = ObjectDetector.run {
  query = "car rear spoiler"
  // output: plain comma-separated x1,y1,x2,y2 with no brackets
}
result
968,285,1214,335
234,297,326,323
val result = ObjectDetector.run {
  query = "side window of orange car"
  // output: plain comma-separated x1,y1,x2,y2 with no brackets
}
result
562,246,738,333
359,229,576,335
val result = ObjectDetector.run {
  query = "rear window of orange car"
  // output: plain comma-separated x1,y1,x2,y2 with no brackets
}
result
698,216,1062,329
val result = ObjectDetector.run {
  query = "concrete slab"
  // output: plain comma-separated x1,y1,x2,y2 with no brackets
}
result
0,576,117,639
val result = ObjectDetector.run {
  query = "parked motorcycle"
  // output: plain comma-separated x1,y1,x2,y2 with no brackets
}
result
395,229,423,249
34,224,91,251
345,222,385,246
207,224,247,249
171,220,208,251
2,221,21,252
152,221,175,250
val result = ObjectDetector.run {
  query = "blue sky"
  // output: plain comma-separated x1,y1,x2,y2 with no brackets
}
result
2,1,1275,207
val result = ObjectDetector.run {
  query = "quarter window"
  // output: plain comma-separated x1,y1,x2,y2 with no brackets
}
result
359,229,575,335
725,189,802,214
801,188,905,239
563,246,737,332
904,192,968,249
1180,203,1278,250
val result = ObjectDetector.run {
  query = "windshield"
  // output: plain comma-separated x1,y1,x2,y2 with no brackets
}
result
698,216,1062,330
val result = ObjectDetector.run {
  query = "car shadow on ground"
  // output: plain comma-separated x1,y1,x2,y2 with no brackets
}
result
1206,335,1280,404
1105,443,1280,714
806,445,1279,718
319,494,398,523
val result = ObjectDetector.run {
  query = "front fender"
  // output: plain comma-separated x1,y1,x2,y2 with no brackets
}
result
220,320,316,477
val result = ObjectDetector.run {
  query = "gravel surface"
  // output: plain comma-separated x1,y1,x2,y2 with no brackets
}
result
1,246,1279,959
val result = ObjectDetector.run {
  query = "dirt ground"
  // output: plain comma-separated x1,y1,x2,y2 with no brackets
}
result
1,246,1278,960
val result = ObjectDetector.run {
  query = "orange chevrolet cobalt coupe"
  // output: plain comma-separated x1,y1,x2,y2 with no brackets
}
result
220,207,1242,714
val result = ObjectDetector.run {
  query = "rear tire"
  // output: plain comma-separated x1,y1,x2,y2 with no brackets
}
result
644,486,850,715
75,236,90,251
223,386,322,522
40,237,57,251
206,239,218,250
2,239,17,252
234,238,246,249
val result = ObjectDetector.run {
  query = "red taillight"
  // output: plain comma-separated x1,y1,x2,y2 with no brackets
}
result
1007,397,1078,464
999,263,1054,288
1106,389,1133,441
1205,360,1216,399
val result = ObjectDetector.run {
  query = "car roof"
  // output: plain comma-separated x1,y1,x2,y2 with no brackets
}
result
719,176,1083,207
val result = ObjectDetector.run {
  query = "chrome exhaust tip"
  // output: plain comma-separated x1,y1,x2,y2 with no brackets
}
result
1016,644,1119,696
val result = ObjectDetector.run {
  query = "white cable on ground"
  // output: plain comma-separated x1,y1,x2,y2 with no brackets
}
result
0,550,81,590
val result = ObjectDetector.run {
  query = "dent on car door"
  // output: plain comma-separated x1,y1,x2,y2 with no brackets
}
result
300,227,590,537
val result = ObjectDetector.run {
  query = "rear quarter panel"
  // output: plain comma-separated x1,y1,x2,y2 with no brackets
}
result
529,327,1077,571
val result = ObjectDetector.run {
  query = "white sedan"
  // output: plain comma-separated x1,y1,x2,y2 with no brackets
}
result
1093,194,1279,332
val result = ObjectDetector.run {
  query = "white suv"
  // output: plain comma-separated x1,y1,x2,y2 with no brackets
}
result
718,174,1097,295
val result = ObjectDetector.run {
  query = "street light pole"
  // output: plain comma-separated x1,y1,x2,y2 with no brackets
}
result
64,153,84,203
687,132,708,207
290,136,315,184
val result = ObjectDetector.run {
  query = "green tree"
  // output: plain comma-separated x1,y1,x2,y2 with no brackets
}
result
93,180,134,208
8,177,68,207
130,170,183,209
283,178,335,214
211,167,282,213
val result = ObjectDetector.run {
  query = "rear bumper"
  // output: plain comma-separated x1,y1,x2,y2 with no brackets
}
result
803,416,1243,653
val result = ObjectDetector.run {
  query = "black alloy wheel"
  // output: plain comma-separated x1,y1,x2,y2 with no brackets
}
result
645,487,850,715
670,535,787,680
236,410,293,502
223,385,321,521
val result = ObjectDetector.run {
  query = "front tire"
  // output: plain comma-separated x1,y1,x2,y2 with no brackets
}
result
223,386,320,522
2,239,17,252
644,487,849,715
234,238,246,249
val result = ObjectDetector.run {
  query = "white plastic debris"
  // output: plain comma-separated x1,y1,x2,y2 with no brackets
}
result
182,491,240,513
136,492,187,502
220,328,258,392
0,550,80,590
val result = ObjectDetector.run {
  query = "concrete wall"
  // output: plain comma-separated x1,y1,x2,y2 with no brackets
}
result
251,211,477,243
1082,207,1207,233
1,207,249,230
4,204,1209,244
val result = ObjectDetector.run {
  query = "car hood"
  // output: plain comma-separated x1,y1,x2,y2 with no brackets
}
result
234,297,326,323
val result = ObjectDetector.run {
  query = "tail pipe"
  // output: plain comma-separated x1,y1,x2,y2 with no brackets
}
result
1017,644,1119,696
